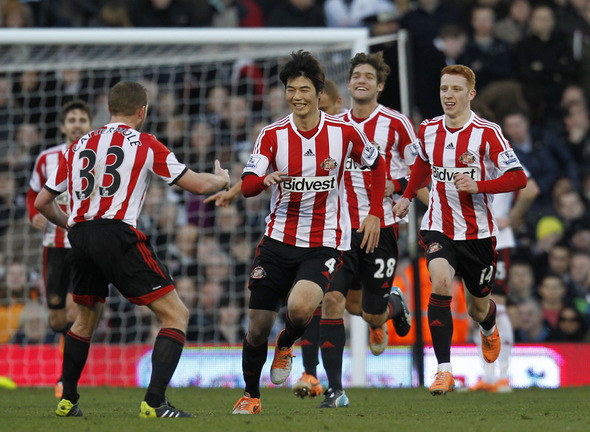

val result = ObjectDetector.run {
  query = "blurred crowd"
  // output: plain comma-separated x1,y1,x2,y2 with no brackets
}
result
0,0,590,345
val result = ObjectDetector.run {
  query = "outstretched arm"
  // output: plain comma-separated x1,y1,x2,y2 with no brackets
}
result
175,160,230,195
204,180,243,207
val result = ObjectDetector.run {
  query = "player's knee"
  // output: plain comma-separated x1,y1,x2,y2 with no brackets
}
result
48,313,67,332
246,325,271,346
287,307,312,326
322,292,345,318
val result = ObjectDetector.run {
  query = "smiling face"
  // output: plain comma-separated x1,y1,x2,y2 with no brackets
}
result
440,73,475,122
348,63,383,104
61,108,92,146
285,75,320,120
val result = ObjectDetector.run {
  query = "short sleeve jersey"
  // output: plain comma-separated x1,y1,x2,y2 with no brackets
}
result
243,111,379,250
417,111,523,240
341,105,419,228
29,143,70,248
45,122,187,228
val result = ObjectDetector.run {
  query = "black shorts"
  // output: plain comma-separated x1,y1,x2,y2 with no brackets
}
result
328,226,398,314
43,247,74,310
67,220,175,307
492,248,510,296
248,236,341,312
419,230,497,298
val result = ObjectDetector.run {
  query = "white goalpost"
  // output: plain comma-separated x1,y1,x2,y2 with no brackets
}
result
0,28,413,389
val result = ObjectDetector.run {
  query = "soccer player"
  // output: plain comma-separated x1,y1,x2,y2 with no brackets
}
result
289,78,344,400
34,81,230,418
204,78,346,210
313,52,416,408
470,169,539,392
231,50,386,415
393,65,527,396
26,100,93,399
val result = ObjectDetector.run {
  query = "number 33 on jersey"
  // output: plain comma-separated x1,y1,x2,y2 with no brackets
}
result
45,123,187,229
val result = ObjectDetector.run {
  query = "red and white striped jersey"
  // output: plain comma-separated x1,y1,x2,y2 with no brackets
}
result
45,122,187,228
29,143,70,248
341,105,419,228
418,111,523,240
243,111,379,250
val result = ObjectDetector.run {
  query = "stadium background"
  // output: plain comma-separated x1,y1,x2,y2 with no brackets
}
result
0,0,590,390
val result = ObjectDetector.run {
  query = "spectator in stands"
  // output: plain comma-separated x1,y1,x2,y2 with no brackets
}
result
501,109,580,210
265,84,290,121
434,23,469,67
1,0,34,27
11,301,57,344
0,261,31,344
494,0,531,48
563,93,590,164
0,166,26,239
217,297,245,343
265,0,326,28
210,0,265,27
554,191,588,233
400,0,464,118
459,5,512,92
187,118,217,170
570,252,590,298
90,0,133,27
568,218,590,254
0,74,18,147
228,94,251,163
572,1,590,105
165,223,200,278
323,0,397,28
537,274,568,330
12,71,46,125
553,304,588,342
507,261,536,305
515,4,575,124
533,216,565,263
514,297,555,342
193,280,224,342
128,0,196,27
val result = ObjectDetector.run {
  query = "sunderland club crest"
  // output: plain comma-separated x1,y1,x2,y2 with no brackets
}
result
320,157,338,170
250,266,266,279
459,152,476,165
427,242,443,255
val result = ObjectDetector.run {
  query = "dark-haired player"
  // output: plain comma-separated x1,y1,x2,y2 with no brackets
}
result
231,50,386,414
26,100,93,399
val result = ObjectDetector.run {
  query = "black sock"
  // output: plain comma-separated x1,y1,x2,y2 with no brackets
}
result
479,299,497,331
144,328,185,407
277,314,309,349
320,318,345,391
386,294,402,320
301,307,321,377
428,294,453,364
242,337,268,399
62,331,91,403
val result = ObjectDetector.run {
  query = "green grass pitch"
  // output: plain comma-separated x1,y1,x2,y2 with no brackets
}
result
3,386,590,432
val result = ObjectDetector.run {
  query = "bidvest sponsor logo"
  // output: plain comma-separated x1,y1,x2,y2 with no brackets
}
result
282,175,337,192
432,166,481,182
345,157,370,172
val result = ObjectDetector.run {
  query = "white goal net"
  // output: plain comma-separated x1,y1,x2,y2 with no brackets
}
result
0,28,414,389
